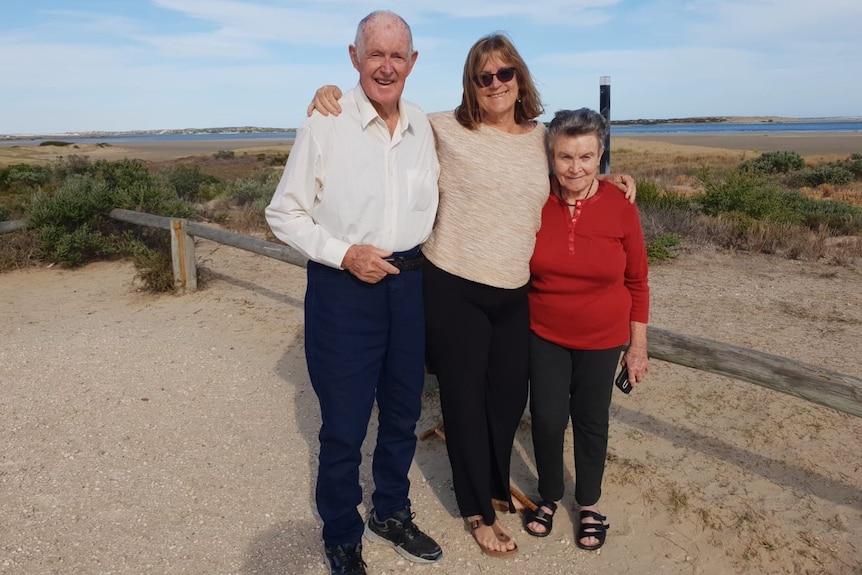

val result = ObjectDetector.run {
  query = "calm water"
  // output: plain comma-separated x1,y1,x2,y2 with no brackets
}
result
0,131,296,147
2,121,861,147
611,120,862,135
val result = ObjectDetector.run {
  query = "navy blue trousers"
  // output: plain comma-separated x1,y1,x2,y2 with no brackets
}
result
305,252,425,547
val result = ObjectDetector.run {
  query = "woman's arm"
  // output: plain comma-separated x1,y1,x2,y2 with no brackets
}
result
597,173,636,203
306,86,344,117
622,321,649,387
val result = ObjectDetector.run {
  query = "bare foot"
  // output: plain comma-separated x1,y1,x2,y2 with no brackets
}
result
466,516,516,554
491,520,517,550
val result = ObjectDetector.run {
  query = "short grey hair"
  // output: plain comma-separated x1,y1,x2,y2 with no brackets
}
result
546,108,608,158
354,10,414,55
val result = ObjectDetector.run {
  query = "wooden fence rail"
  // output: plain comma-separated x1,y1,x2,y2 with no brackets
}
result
3,212,862,418
0,219,27,234
647,327,862,418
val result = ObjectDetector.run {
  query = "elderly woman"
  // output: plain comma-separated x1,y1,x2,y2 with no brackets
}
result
308,36,635,558
524,108,650,551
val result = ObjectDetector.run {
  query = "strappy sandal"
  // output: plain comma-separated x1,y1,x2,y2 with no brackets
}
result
576,510,610,550
466,518,518,558
524,500,557,538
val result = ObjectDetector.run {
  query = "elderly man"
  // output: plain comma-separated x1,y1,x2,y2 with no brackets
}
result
265,10,441,575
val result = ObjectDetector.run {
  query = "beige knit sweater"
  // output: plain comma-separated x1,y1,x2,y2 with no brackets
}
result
422,111,550,289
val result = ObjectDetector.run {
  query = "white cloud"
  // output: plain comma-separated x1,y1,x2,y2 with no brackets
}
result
1,0,859,133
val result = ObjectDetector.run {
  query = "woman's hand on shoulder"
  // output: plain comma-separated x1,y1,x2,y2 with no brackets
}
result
306,85,344,117
599,173,637,204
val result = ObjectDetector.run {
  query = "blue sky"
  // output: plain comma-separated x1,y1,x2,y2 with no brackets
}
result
2,0,860,135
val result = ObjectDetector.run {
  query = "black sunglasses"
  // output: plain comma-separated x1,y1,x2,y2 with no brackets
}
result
472,66,516,88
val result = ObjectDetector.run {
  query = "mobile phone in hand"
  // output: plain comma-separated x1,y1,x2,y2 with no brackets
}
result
615,367,633,394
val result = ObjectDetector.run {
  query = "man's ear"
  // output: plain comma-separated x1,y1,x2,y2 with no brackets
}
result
349,44,360,72
406,50,418,76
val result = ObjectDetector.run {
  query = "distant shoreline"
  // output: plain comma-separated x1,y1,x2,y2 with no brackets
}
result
1,131,860,166
3,116,861,140
612,115,862,126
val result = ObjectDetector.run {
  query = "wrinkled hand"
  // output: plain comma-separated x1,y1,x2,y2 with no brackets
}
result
603,173,637,204
341,245,398,283
306,85,344,117
622,346,649,388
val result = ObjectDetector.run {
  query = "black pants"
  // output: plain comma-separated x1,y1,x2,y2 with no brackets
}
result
423,260,529,525
529,332,622,506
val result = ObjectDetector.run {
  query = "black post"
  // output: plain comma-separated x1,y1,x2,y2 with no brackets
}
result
599,76,611,174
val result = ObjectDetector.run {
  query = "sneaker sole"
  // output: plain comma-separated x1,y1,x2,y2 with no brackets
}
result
363,523,442,564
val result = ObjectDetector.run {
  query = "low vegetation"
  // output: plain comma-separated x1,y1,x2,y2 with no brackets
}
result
1,148,860,290
627,151,862,265
0,152,286,289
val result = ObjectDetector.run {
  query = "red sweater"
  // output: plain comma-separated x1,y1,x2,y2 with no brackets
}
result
529,179,649,350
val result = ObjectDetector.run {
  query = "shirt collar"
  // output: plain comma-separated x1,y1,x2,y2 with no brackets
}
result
354,84,410,135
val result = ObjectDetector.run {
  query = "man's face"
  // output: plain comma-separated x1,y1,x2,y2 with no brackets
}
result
349,16,417,113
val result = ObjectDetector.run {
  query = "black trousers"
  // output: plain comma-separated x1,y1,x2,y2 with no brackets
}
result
423,260,529,524
529,332,622,506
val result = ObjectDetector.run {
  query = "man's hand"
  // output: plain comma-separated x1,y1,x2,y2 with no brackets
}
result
341,245,399,283
306,85,344,117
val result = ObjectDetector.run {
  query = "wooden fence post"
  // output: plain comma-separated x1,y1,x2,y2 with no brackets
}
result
171,219,197,293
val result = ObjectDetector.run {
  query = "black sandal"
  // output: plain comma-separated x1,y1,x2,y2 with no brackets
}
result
576,510,609,550
524,500,557,538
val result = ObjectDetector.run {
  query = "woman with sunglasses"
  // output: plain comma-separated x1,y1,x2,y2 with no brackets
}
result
308,33,635,558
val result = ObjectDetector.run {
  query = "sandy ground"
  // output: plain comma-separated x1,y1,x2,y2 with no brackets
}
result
618,132,862,158
2,132,861,166
2,134,861,575
2,241,861,575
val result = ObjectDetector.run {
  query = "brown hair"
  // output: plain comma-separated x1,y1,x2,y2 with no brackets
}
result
454,33,544,130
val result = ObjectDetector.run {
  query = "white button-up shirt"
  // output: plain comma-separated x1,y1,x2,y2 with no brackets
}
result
266,85,439,269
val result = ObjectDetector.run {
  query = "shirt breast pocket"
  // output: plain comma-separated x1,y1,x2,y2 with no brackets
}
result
406,169,436,212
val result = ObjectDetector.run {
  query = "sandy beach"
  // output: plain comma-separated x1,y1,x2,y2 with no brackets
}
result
1,132,861,574
1,131,860,166
616,132,862,158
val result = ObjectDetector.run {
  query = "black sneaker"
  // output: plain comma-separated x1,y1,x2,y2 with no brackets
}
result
323,543,367,575
364,508,443,563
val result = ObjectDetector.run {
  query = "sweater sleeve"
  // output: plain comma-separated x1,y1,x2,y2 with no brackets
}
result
622,204,650,324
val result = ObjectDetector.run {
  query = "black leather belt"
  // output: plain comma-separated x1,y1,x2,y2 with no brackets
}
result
386,255,425,272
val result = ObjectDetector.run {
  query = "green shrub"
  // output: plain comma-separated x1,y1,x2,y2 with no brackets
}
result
26,176,116,230
158,164,219,202
833,153,862,178
696,171,804,225
646,233,680,263
213,150,235,159
785,165,855,187
802,200,862,236
635,181,692,210
225,169,280,206
50,155,95,180
739,150,805,174
123,235,175,292
35,222,117,266
0,164,53,192
23,160,194,289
